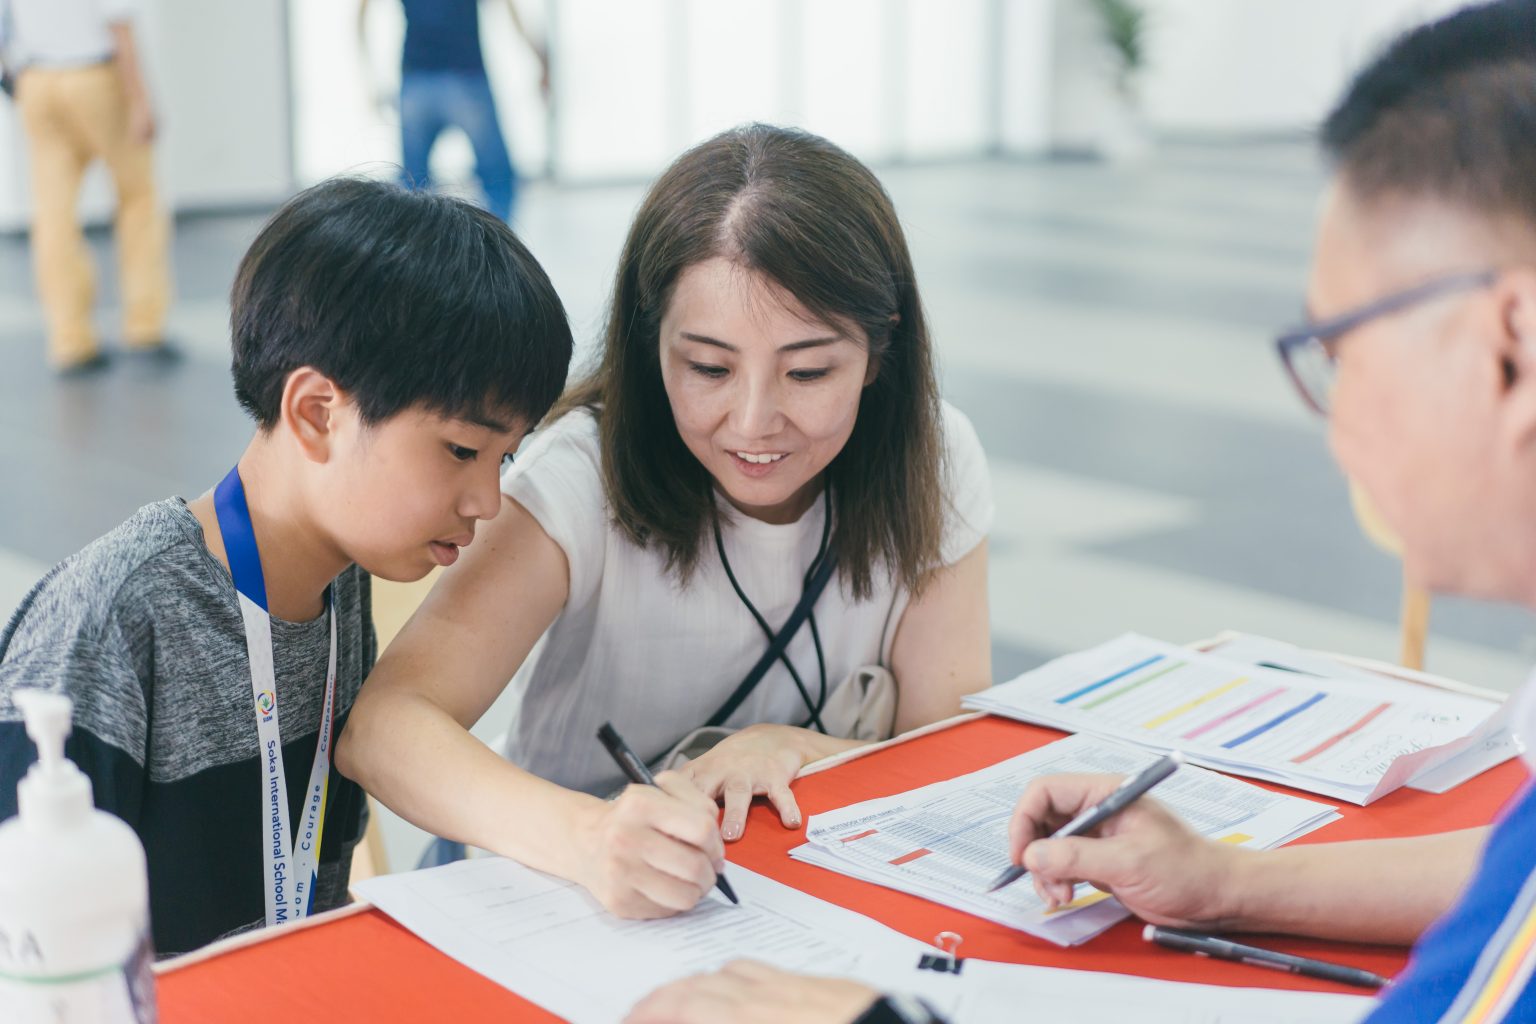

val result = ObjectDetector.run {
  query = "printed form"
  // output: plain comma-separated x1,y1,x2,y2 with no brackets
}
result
354,857,957,1023
355,856,1372,1023
965,633,1505,804
792,733,1338,945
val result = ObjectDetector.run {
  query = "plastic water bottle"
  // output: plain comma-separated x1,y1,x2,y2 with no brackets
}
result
0,690,156,1022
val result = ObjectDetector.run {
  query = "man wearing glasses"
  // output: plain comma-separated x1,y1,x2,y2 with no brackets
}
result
628,2,1536,1021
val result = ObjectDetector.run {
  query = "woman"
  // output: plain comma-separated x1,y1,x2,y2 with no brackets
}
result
337,123,994,920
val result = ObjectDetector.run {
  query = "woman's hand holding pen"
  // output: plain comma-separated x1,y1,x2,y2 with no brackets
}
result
1008,772,1248,929
574,771,725,920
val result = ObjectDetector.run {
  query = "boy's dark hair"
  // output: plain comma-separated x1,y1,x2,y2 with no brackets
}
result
1323,0,1536,223
231,178,572,431
549,123,945,600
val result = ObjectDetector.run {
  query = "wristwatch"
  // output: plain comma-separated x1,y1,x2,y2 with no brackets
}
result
853,993,948,1024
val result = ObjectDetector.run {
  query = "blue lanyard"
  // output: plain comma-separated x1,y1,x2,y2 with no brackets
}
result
214,466,269,608
213,465,338,926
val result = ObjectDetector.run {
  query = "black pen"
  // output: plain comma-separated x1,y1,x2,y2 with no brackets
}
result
596,722,740,905
987,750,1185,893
1144,925,1390,990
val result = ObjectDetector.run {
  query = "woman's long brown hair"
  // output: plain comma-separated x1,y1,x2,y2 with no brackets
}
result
549,123,945,600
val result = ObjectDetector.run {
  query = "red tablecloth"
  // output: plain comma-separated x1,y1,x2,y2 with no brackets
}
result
158,717,1528,1022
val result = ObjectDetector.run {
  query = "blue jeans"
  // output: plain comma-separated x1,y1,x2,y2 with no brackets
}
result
400,69,516,222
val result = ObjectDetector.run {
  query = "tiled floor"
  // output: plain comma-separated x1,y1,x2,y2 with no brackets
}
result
3,140,1532,869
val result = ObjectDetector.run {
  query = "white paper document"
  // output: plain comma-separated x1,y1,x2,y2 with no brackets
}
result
792,733,1339,946
355,856,1372,1024
354,848,1375,1024
1200,631,1520,794
354,857,962,1023
965,633,1505,804
948,960,1373,1024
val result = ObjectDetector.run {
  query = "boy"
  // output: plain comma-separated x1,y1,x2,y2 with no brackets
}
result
0,177,573,956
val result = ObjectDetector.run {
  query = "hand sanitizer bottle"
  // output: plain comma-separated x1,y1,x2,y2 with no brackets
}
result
0,690,156,1022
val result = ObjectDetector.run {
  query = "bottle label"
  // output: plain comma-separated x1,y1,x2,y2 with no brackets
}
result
0,928,157,1023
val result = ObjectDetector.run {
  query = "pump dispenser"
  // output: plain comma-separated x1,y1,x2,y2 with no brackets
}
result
0,690,156,1022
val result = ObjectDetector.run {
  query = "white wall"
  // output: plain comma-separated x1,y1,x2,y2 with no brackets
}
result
154,0,291,207
0,104,24,229
1134,0,1475,135
1048,0,1129,153
550,0,1053,179
903,0,993,159
1000,0,1057,154
0,0,292,232
551,0,676,180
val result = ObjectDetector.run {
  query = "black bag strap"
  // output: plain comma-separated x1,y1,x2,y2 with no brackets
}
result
703,549,838,729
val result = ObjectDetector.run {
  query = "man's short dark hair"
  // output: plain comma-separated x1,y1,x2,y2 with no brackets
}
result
230,178,572,431
1323,0,1536,223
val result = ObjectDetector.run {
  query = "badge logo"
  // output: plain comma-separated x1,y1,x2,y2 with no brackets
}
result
256,690,276,716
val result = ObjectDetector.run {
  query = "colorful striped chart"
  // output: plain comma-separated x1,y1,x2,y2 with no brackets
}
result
965,634,1505,804
792,733,1339,946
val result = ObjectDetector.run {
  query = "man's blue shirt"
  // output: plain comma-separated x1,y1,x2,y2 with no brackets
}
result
401,0,484,74
1367,781,1536,1023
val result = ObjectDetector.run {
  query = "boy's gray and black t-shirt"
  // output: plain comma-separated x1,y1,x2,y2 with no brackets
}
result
0,498,375,957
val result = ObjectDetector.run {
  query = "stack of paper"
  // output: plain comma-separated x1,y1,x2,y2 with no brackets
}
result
790,733,1339,946
964,633,1506,804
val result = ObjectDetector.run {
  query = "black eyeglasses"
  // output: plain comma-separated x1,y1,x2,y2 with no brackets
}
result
1275,269,1497,415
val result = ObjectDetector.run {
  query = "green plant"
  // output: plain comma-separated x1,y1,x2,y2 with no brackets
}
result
1089,0,1147,94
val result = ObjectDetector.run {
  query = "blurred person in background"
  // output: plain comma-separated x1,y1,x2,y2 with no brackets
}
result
358,0,549,224
0,0,174,375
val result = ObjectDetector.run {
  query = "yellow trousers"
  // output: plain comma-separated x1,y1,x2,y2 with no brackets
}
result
17,64,171,367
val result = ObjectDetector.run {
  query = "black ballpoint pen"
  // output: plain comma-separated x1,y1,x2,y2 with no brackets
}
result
1145,925,1390,989
597,721,740,905
987,750,1185,893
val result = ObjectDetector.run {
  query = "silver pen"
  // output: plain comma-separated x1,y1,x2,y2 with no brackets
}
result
987,750,1185,893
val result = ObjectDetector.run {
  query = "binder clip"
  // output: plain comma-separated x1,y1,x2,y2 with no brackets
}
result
918,931,964,974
